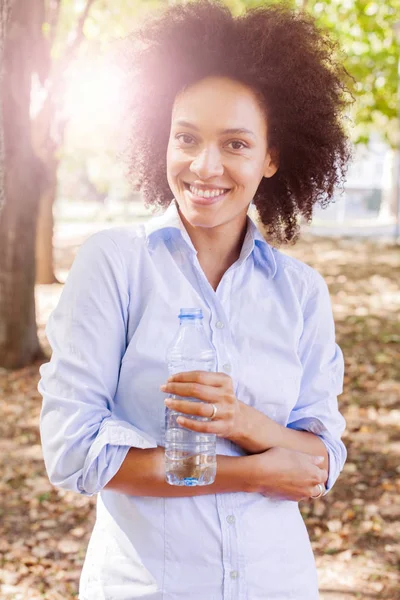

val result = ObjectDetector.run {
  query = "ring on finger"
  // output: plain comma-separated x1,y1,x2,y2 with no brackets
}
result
209,403,218,420
311,483,325,499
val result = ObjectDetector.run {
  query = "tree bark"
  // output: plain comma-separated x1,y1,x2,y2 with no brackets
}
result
35,154,59,284
0,0,45,368
0,0,12,216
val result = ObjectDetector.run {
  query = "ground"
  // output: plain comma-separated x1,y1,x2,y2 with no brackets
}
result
0,218,399,599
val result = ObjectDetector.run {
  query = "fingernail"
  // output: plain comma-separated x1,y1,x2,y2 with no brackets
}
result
315,456,324,464
164,398,172,405
160,385,167,391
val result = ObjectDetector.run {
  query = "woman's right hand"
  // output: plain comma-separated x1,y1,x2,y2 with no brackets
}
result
245,446,328,502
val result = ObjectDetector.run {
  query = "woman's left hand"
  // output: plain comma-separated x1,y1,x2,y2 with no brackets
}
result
160,371,241,438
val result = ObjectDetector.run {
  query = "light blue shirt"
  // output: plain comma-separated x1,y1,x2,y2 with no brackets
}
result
39,200,346,600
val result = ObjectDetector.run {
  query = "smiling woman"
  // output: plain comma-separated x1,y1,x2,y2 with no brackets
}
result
38,2,351,599
122,0,352,243
167,77,278,233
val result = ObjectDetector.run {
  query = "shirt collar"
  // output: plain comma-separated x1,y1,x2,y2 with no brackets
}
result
144,200,277,278
145,200,197,254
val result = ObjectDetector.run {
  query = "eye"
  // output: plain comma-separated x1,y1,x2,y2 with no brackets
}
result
176,133,196,146
227,140,248,151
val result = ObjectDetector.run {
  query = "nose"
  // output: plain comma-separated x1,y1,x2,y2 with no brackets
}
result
189,145,224,179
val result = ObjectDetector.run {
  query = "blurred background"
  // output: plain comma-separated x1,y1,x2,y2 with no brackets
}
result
0,1,399,599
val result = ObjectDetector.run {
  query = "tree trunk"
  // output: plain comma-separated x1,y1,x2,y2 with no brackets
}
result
33,0,96,284
0,0,11,217
0,0,45,368
32,93,60,285
35,154,60,284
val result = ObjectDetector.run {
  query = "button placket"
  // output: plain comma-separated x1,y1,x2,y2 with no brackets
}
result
189,257,241,598
216,493,241,600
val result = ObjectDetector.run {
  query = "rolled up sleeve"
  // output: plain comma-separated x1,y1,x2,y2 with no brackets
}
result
38,231,157,497
287,271,346,493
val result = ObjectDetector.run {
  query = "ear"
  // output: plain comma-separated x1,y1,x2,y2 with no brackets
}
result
263,147,279,178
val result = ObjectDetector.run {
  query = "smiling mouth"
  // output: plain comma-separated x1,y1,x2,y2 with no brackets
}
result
183,182,231,199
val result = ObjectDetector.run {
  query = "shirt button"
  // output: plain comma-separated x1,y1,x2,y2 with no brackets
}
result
223,363,231,373
216,321,224,329
226,515,236,525
230,570,239,580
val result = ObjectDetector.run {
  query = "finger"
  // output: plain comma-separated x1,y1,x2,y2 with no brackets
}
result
160,381,222,403
164,397,216,419
319,470,328,484
311,456,325,465
176,415,223,434
310,483,326,498
166,371,229,387
310,467,328,485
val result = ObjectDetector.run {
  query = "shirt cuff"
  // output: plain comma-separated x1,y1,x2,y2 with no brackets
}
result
287,416,347,493
80,417,158,496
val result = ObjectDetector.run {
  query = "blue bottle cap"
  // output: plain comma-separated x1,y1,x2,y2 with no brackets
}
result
179,308,203,319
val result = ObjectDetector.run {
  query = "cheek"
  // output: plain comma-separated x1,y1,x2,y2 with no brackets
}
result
230,160,264,189
166,145,188,179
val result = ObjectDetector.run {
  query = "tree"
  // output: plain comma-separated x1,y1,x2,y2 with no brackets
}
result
0,0,12,216
0,0,47,368
34,0,96,284
34,0,161,284
305,0,400,220
0,0,160,369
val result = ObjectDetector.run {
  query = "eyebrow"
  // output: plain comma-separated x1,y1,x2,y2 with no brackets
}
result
174,119,256,138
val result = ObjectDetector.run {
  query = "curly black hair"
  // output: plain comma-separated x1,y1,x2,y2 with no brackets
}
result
121,0,353,243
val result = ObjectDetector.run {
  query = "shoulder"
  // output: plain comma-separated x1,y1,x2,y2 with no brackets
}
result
86,223,147,250
78,223,148,266
271,247,327,305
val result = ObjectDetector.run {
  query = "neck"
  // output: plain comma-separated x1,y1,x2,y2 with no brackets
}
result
178,206,248,273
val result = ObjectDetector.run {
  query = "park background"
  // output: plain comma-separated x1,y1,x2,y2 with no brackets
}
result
0,0,399,598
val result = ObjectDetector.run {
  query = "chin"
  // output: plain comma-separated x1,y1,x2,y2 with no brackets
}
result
184,211,218,229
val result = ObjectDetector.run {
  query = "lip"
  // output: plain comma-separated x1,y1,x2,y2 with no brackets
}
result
183,182,230,206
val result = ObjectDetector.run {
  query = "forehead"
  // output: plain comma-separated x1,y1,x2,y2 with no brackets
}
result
171,76,267,135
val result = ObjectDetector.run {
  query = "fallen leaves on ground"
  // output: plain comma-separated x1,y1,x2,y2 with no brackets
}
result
0,227,399,599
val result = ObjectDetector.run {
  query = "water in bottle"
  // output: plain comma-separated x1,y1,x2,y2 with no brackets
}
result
165,308,217,486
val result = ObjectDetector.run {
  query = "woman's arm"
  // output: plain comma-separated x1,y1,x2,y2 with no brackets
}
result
39,232,159,497
105,447,248,496
104,445,328,501
162,272,346,492
162,376,329,476
231,402,329,469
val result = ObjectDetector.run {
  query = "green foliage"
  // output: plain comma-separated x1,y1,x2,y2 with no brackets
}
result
226,0,296,12
309,0,400,147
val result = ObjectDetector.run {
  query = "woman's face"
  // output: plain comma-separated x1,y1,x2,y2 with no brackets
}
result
167,76,278,231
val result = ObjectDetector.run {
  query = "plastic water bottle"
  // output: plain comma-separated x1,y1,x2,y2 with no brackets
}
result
165,308,217,486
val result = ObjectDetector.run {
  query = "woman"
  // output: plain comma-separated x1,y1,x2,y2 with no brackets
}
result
39,2,350,598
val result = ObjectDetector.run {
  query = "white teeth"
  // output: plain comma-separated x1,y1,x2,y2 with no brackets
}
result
189,185,227,198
